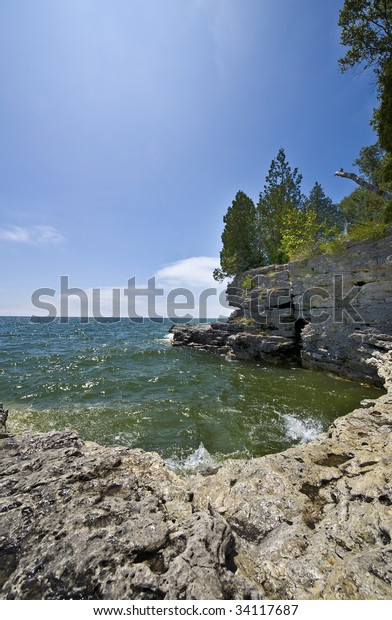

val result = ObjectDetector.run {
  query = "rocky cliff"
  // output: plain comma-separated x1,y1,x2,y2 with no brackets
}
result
1,233,392,600
171,229,392,387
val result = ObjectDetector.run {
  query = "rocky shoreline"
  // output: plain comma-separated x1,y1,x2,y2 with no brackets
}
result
1,232,392,600
170,230,392,388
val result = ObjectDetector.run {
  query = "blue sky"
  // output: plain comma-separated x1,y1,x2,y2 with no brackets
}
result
0,0,378,317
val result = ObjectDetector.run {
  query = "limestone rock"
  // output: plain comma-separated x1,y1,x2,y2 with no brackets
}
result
172,228,392,384
0,431,255,600
190,390,392,599
1,387,391,599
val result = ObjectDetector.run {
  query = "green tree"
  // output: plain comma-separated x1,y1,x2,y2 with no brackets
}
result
340,188,387,230
377,56,392,181
214,191,263,281
338,140,392,237
257,148,304,264
305,182,345,235
353,142,385,185
339,1,392,186
339,0,392,74
279,207,322,261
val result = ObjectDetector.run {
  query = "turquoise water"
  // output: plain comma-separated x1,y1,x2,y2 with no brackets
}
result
0,317,383,470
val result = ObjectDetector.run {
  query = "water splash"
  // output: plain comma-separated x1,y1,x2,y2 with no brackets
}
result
166,442,219,474
283,414,323,444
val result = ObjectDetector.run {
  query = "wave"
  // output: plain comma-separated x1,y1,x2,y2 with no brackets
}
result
283,414,323,444
155,333,174,345
165,442,220,474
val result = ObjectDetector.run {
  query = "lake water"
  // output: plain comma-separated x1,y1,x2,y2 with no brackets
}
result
0,317,383,472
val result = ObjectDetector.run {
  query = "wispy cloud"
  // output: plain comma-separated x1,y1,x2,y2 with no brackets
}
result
0,225,65,246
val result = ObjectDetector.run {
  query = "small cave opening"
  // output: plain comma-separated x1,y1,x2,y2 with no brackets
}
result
294,318,308,345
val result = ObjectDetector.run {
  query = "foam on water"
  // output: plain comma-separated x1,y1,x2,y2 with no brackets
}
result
157,333,174,344
166,442,220,474
283,414,323,444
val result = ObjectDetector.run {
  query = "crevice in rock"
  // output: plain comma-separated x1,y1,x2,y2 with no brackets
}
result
131,586,166,600
314,453,353,467
223,535,238,574
351,494,373,503
294,317,308,353
133,551,167,575
299,483,320,501
379,528,391,545
0,545,19,588
300,482,329,529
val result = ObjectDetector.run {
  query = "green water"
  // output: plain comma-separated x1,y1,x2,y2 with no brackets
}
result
0,317,383,471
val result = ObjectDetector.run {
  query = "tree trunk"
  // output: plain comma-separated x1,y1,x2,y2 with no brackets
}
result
334,169,392,200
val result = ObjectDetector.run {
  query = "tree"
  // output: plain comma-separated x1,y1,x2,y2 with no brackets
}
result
337,137,392,237
257,148,304,264
334,168,392,199
280,183,344,261
305,182,345,235
214,191,263,281
338,0,392,74
339,186,388,230
335,139,392,200
353,142,385,185
279,207,322,261
377,56,392,181
338,1,392,190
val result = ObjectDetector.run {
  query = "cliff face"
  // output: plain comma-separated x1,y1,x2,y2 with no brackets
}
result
172,229,392,387
1,234,392,600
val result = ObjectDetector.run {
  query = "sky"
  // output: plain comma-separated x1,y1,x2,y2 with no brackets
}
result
0,0,379,318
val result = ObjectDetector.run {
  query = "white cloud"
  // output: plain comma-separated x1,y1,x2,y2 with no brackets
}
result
154,256,230,318
0,225,65,246
154,256,220,288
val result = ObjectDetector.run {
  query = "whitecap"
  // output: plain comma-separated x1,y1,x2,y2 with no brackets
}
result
166,442,219,474
155,333,174,345
283,414,323,444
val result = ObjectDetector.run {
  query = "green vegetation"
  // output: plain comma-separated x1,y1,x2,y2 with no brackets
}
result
213,148,346,279
213,1,392,282
241,274,255,290
339,1,392,186
257,148,304,264
213,191,264,282
230,315,258,326
377,57,392,182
